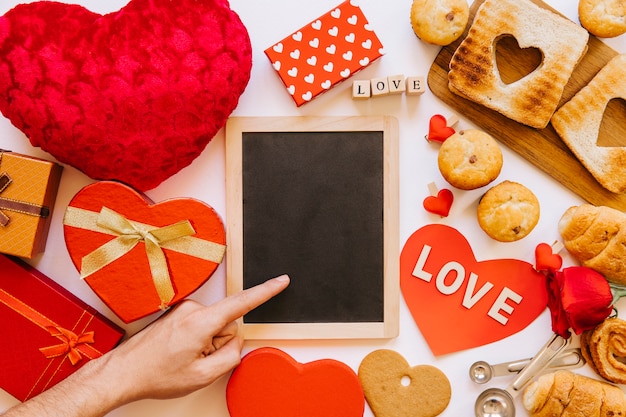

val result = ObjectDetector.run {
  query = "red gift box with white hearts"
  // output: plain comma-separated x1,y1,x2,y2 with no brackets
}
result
265,0,384,106
0,254,125,402
62,181,227,323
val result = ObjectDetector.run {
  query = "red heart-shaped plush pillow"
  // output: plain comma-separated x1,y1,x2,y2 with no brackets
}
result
0,0,251,191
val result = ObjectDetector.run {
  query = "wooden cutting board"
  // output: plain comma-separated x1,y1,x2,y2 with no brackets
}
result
428,0,626,211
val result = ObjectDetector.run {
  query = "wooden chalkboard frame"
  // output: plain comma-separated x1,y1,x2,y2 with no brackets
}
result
225,116,399,339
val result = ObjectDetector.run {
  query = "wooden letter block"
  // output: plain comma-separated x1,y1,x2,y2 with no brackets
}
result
371,77,390,97
406,76,426,96
352,80,371,100
388,75,406,94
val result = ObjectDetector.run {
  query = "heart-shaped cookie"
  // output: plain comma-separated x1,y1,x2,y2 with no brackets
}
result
358,349,451,417
63,181,226,323
227,347,364,417
423,188,454,217
0,0,252,191
426,114,455,143
401,224,548,355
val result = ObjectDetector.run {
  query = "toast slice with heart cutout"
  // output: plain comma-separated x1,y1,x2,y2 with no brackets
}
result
448,0,589,129
551,54,626,194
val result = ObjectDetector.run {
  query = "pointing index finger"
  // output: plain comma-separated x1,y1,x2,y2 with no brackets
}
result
208,274,290,327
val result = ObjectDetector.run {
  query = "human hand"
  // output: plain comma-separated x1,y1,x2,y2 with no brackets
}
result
103,274,291,403
1,275,290,417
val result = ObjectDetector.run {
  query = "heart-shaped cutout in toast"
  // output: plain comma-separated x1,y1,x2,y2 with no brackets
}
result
495,35,542,85
597,98,626,147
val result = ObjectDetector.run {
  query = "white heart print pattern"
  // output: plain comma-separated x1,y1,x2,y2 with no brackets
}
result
264,0,384,106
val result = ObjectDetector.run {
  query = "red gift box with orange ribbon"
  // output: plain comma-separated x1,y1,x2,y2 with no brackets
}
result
0,254,125,402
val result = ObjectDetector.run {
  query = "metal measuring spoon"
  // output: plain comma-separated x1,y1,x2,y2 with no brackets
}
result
469,348,584,384
474,333,569,417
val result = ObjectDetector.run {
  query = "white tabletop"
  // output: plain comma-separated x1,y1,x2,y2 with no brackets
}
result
1,0,625,416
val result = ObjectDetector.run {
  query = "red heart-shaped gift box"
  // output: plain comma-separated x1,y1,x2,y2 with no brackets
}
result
63,181,226,323
227,347,364,417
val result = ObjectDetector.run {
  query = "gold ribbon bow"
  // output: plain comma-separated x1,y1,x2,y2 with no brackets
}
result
39,326,96,366
80,207,197,308
0,172,49,227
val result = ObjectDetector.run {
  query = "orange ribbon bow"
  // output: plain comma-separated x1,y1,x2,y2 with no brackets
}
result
39,326,96,366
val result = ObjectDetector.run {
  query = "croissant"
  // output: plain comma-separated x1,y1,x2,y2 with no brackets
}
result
522,370,626,417
558,204,626,285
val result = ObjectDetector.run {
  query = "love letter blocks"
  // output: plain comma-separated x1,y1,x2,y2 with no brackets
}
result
63,181,226,323
0,151,62,258
265,0,384,106
0,254,125,402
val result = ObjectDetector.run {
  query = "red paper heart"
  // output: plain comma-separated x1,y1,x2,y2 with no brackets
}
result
0,0,251,191
426,114,456,143
227,347,364,417
535,243,563,272
63,181,226,323
401,224,548,355
423,188,454,217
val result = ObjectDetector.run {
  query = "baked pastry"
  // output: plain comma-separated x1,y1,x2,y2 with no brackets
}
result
558,204,626,285
437,129,502,190
358,349,451,417
523,370,626,417
448,0,589,128
579,0,626,38
581,318,626,384
410,0,469,46
551,54,626,194
477,180,540,242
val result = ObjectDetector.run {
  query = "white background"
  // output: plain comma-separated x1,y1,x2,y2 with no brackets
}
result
0,0,625,416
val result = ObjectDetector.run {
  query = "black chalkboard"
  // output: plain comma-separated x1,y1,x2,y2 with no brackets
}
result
225,117,399,339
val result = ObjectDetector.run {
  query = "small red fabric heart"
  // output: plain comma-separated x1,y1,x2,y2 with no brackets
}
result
534,243,563,272
423,188,454,217
227,347,364,417
401,224,548,355
0,0,252,191
63,181,226,323
426,114,456,143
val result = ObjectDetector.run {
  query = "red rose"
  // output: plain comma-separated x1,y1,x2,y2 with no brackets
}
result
546,266,614,338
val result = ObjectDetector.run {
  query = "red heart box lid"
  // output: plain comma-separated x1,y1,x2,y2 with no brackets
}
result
227,347,364,417
63,181,226,323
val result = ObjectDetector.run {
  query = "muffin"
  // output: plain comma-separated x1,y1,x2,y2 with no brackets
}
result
437,129,503,190
477,181,540,242
410,0,469,46
579,0,626,38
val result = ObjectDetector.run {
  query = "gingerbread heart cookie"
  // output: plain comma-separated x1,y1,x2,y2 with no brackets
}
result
358,349,451,417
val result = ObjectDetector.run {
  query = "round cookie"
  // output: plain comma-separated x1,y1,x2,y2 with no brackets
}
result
437,129,503,190
477,181,540,242
410,0,469,46
579,0,626,38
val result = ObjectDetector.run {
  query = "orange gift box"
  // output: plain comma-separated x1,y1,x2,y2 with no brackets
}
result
0,254,125,402
265,0,384,106
0,150,63,258
63,181,226,323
